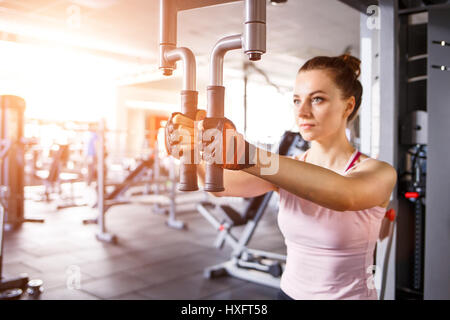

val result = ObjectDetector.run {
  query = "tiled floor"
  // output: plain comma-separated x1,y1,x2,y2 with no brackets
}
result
2,192,286,300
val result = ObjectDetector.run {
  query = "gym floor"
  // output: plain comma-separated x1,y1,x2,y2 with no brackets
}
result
3,192,285,300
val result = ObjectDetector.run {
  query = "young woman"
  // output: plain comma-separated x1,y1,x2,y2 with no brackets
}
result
165,54,397,300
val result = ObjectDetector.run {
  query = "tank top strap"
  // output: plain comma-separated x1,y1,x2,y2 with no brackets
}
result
301,150,309,161
301,149,363,173
344,150,361,173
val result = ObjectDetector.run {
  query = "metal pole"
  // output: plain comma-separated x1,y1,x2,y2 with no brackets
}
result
204,35,242,192
0,205,4,279
244,62,248,136
166,157,185,229
205,0,266,192
159,0,177,76
210,35,243,87
97,119,105,234
378,0,399,300
165,48,196,91
159,0,199,191
243,0,266,61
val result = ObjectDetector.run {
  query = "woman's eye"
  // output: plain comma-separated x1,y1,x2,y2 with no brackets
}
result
312,97,323,104
293,99,300,105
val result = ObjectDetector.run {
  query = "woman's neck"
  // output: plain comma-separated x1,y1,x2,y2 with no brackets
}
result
308,129,355,170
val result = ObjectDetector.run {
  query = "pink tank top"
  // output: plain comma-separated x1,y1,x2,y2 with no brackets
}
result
277,149,387,300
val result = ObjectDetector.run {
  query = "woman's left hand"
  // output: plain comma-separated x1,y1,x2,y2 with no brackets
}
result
201,117,256,171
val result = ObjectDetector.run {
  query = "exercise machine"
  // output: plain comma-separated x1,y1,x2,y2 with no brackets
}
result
150,142,188,229
203,0,266,193
0,201,28,300
159,0,281,287
397,110,428,299
0,202,44,300
0,203,43,300
0,135,28,299
197,131,307,288
159,0,199,192
0,95,44,227
0,132,43,300
159,0,267,193
32,144,84,209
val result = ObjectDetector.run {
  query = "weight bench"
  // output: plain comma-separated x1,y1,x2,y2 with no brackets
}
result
197,192,285,288
35,144,82,205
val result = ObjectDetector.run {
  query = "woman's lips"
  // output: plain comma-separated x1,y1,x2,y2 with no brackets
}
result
300,124,315,130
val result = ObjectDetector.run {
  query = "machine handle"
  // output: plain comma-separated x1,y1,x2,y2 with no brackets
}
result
204,86,225,192
178,90,199,191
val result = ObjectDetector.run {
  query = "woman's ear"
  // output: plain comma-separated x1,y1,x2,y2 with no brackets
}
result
344,96,356,119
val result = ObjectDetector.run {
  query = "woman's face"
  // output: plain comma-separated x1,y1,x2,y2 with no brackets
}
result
293,70,354,142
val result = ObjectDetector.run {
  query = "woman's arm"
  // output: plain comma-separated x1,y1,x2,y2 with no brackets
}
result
243,149,397,211
197,163,277,198
166,110,277,198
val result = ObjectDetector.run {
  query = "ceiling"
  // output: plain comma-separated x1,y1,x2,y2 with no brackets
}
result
0,0,362,90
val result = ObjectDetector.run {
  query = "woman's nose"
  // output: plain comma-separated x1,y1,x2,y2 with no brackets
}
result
296,101,311,117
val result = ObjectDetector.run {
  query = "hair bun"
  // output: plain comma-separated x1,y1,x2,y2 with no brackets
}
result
338,54,361,79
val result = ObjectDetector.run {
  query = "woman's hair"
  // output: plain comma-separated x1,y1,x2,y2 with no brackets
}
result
298,54,363,123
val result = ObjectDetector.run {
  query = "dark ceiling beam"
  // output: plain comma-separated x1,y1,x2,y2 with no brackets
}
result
338,0,379,14
177,0,241,11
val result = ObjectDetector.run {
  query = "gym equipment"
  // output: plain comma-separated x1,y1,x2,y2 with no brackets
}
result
0,95,43,227
85,122,190,243
0,195,27,299
204,0,266,192
151,142,187,229
26,279,44,297
197,131,307,288
32,144,83,209
0,125,44,300
376,0,450,300
379,208,397,300
401,110,427,146
94,119,117,243
159,0,199,191
159,0,267,192
0,202,44,300
198,194,284,288
399,142,427,294
0,95,25,226
395,13,430,298
94,158,155,209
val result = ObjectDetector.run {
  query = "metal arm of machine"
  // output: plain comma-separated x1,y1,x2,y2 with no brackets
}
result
204,0,266,192
159,0,266,192
159,0,199,191
210,35,243,87
165,48,196,91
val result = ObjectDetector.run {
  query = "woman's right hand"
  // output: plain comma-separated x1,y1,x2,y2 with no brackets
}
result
164,109,206,159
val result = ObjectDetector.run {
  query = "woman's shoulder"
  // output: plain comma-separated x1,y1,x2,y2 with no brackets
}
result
349,152,397,178
350,153,397,209
356,153,394,168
